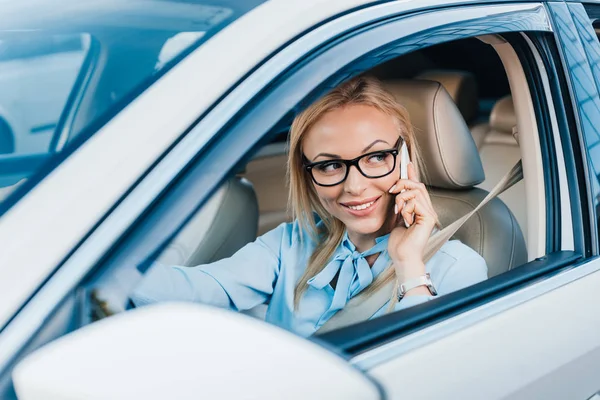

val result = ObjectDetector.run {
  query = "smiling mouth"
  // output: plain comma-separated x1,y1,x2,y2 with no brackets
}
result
341,196,380,211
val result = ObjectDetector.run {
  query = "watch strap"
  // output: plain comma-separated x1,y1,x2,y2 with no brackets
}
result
398,273,437,299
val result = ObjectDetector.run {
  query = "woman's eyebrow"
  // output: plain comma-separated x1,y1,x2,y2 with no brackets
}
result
313,152,341,160
362,139,390,153
313,139,391,160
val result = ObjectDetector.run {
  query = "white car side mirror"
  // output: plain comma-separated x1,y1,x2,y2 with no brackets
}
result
12,303,381,400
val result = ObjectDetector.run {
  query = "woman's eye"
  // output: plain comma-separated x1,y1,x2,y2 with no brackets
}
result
367,153,387,164
316,162,343,174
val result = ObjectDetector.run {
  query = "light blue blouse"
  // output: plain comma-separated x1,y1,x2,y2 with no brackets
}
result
131,220,487,337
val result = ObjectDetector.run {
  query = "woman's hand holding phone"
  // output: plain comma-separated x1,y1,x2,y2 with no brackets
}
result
387,162,438,283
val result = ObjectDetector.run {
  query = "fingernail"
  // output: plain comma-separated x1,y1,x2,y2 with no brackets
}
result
389,185,396,193
394,204,398,214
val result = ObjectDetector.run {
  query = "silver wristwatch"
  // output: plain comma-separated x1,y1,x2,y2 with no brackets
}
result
397,273,438,300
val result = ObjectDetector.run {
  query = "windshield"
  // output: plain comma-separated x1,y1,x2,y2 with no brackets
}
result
0,0,265,214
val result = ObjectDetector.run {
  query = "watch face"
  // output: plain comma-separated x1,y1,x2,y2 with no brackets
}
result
426,280,438,296
397,274,438,299
428,284,438,296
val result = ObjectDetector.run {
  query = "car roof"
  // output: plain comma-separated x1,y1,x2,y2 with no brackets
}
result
0,0,585,32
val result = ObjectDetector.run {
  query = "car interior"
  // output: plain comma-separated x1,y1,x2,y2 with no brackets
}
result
85,34,544,322
243,38,530,252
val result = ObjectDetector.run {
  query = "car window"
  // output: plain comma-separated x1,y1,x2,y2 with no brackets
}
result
0,34,83,61
87,29,550,340
0,34,88,157
0,0,266,214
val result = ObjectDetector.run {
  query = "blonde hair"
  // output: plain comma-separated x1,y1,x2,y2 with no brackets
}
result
289,76,426,309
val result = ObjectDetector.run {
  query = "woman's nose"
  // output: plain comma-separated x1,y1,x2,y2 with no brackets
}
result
343,165,367,195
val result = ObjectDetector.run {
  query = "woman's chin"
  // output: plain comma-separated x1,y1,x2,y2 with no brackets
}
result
344,217,387,238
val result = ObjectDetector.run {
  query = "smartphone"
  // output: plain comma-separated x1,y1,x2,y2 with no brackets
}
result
400,141,410,181
400,142,411,228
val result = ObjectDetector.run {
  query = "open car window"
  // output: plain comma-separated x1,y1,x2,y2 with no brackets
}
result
87,31,547,339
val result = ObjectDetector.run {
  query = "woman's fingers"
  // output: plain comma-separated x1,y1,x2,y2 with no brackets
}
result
394,190,437,225
394,189,423,210
389,178,427,196
393,189,415,215
401,198,416,226
402,197,436,226
389,165,437,222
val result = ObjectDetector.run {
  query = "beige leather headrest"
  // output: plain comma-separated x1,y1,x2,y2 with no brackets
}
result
489,95,516,133
384,79,485,189
416,70,478,124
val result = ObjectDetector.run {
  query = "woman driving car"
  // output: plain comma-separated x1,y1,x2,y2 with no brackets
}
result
130,76,487,337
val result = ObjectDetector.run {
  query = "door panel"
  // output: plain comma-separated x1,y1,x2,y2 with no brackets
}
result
365,259,600,399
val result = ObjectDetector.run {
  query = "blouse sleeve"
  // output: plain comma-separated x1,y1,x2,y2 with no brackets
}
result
392,243,488,312
130,222,291,311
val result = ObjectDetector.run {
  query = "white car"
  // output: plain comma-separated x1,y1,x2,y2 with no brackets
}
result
1,0,600,399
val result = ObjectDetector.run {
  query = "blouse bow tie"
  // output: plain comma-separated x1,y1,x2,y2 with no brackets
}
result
307,237,388,313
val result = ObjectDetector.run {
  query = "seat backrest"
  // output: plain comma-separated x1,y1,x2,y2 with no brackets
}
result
157,177,259,266
383,80,527,277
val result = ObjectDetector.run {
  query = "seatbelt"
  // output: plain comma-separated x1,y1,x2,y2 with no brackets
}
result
316,160,523,334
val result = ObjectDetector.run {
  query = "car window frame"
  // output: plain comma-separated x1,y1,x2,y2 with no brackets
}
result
81,3,576,350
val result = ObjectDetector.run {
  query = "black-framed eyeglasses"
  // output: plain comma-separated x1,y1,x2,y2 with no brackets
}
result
304,137,403,187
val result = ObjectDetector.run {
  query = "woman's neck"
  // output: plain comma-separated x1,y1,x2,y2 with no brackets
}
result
347,214,395,253
347,232,377,253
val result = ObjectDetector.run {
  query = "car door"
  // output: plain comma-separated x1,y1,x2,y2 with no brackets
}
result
2,1,600,399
